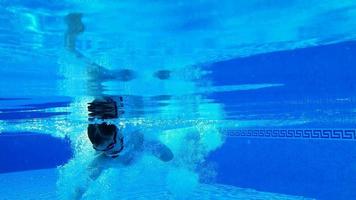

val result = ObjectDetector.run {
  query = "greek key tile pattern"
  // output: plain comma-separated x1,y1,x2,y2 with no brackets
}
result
222,129,356,140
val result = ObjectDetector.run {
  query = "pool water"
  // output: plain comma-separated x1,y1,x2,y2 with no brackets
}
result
1,1,356,200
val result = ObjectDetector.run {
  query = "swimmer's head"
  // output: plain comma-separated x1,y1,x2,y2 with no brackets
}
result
87,123,124,156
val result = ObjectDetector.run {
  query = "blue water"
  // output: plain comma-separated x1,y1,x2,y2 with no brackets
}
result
1,1,356,200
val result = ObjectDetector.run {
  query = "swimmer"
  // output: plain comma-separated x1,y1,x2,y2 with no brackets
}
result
73,96,173,199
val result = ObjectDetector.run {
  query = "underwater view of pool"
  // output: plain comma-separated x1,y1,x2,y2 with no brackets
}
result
1,1,356,199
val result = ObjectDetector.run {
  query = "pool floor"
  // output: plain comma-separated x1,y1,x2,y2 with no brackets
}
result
0,168,314,200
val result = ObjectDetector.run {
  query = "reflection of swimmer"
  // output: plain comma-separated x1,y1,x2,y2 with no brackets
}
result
73,97,173,199
64,12,171,82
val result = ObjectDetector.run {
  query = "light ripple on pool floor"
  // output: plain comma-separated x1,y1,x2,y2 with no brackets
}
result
0,168,314,200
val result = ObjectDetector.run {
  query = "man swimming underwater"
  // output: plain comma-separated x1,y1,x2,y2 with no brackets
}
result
64,13,174,199
70,96,173,199
87,96,173,163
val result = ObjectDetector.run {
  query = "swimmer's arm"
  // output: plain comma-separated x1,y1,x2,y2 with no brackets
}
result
126,128,173,162
88,156,107,179
73,154,108,199
145,140,174,162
